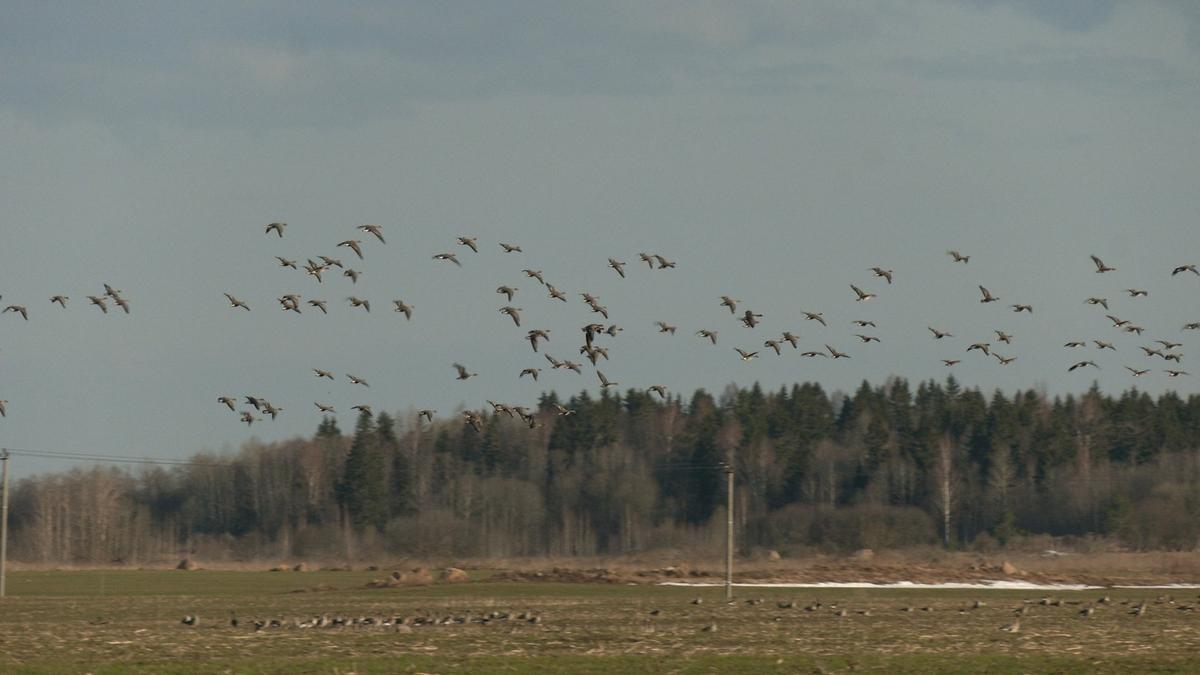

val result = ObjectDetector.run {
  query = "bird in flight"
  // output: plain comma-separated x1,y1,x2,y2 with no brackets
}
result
453,363,478,380
734,348,759,361
870,267,893,284
347,374,369,387
432,253,461,266
1165,369,1189,377
342,269,361,284
313,368,334,380
803,312,827,327
1085,297,1109,310
527,329,551,352
652,254,676,269
499,306,522,327
240,411,260,426
1011,304,1033,313
265,222,286,237
947,250,970,264
338,240,364,259
276,256,297,269
655,321,677,335
50,295,68,308
929,327,953,339
358,224,385,243
224,293,250,311
697,329,718,345
307,299,328,314
781,332,799,349
597,371,619,388
347,297,370,312
942,359,960,366
499,242,522,253
392,300,413,320
217,396,236,411
740,310,763,328
764,339,782,355
852,320,876,328
520,367,540,381
978,286,999,303
1125,367,1150,377
649,385,668,399
1171,264,1198,276
850,285,876,302
546,285,567,302
994,330,1013,344
315,403,336,413
720,296,741,314
855,334,881,343
1125,288,1148,298
3,305,28,320
497,286,518,302
457,236,479,253
994,354,1017,365
608,258,627,278
1069,361,1099,372
826,344,850,359
419,409,436,422
1091,255,1116,273
523,269,545,285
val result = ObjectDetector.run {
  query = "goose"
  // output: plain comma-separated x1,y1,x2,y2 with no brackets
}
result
589,303,609,319
313,368,334,380
1126,288,1149,298
1164,353,1183,363
978,285,999,303
527,329,550,352
1011,304,1033,313
649,385,668,399
604,324,622,337
261,402,283,420
929,327,953,339
432,253,461,266
499,242,522,253
497,306,522,327
351,404,373,415
826,344,850,359
276,256,297,269
265,222,286,237
1126,367,1151,377
855,334,881,343
462,411,484,432
967,342,991,355
1000,618,1020,633
637,252,656,268
781,332,800,349
392,300,413,320
1094,340,1115,351
358,224,385,243
218,396,236,411
182,615,198,626
50,295,68,308
1172,264,1198,276
1166,369,1189,377
224,293,250,311
244,396,265,410
520,368,540,381
803,311,827,327
1080,606,1095,618
419,409,436,422
112,296,130,314
347,374,369,387
720,296,740,314
942,359,961,366
318,256,343,269
1184,323,1200,330
947,250,970,263
3,305,28,320
452,363,478,380
88,296,108,313
544,353,563,369
764,339,782,355
1064,340,1086,348
497,286,518,301
347,297,370,312
1105,314,1129,327
655,321,677,334
652,254,676,269
597,371,619,388
801,350,828,358
1069,360,1099,372
1125,325,1144,335
487,400,512,416
735,348,759,361
850,284,876,302
277,296,300,313
546,284,567,302
1091,254,1116,273
457,236,478,252
1157,340,1182,350
1140,346,1164,358
523,269,546,285
579,344,601,365
553,404,576,416
607,258,627,278
994,354,1017,365
240,412,260,426
697,329,718,345
343,269,361,284
1085,297,1109,309
315,403,336,413
740,310,763,328
561,359,583,373
870,267,893,284
307,299,328,314
582,323,605,346
852,320,876,328
995,330,1013,344
305,262,326,283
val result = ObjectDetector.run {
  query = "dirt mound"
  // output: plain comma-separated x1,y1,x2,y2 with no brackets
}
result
492,567,633,584
176,558,198,571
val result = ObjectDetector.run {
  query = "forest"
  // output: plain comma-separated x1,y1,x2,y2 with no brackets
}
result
8,377,1200,563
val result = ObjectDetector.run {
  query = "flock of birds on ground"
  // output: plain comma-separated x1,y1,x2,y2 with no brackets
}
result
2,221,1196,430
177,591,1197,635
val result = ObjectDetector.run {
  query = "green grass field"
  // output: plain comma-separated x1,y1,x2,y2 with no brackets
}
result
0,570,1198,673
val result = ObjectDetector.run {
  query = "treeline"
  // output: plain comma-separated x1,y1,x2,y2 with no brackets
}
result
9,377,1200,563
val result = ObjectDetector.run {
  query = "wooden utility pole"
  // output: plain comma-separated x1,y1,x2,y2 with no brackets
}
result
1,449,9,599
723,462,734,601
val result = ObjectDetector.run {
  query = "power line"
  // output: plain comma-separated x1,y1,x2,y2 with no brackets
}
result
2,447,231,468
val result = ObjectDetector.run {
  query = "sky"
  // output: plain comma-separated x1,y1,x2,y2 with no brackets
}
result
1,1,1199,478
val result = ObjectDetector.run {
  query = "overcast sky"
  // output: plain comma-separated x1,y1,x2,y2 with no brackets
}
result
2,1,1199,477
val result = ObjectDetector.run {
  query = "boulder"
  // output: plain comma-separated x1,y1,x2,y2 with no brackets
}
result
1001,560,1020,575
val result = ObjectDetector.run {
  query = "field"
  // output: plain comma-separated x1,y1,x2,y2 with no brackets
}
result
1,568,1199,673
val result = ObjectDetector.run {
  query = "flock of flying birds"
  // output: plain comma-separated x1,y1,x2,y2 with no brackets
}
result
206,223,1200,433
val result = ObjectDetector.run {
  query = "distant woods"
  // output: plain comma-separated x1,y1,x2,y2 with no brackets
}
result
8,377,1200,563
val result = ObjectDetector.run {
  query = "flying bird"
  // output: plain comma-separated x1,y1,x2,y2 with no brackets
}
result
50,295,68,308
1091,254,1116,273
852,320,876,328
597,371,619,388
855,334,881,343
337,240,364,259
1126,367,1151,377
520,368,540,381
734,348,759,361
347,297,370,312
276,256,297,269
929,327,953,339
655,321,677,334
781,332,799,349
342,269,361,284
1171,264,1198,276
499,242,522,253
432,253,461,266
1069,361,1099,372
994,354,1017,365
1085,297,1109,309
1126,288,1148,298
392,300,413,320
978,286,999,303
456,236,479,253
607,258,627,278
740,310,763,328
497,286,518,302
453,363,478,380
652,254,676,269
720,296,740,314
967,342,991,355
947,250,970,263
697,329,718,345
870,267,893,284
419,409,436,422
352,404,373,415
358,224,385,243
318,256,343,269
764,339,782,355
224,293,250,311
307,299,328,314
942,359,961,366
315,403,336,413
265,222,286,237
850,285,876,302
649,385,668,399
3,305,28,320
347,374,369,387
523,269,545,285
527,329,551,352
313,369,334,380
546,285,567,302
218,396,236,411
995,330,1013,344
803,312,827,327
1011,304,1033,313
826,344,850,359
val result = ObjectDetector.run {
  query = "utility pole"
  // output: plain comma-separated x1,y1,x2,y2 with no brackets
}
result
723,461,734,601
1,449,9,599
